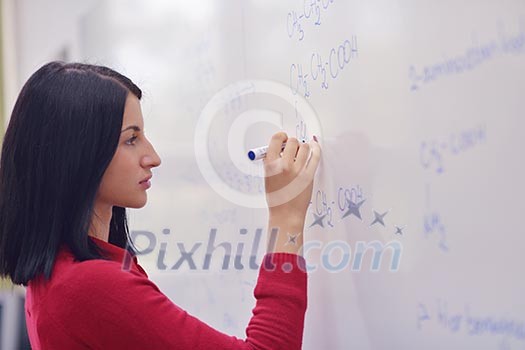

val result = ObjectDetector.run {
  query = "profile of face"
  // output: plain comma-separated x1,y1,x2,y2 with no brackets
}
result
95,94,161,209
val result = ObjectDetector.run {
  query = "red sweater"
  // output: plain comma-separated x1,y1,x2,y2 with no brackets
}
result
25,236,307,349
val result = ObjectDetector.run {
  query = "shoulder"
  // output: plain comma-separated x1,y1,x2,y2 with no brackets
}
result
50,243,148,288
59,257,152,295
42,255,156,312
41,257,163,324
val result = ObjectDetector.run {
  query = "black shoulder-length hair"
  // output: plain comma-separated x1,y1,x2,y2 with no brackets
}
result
0,61,142,286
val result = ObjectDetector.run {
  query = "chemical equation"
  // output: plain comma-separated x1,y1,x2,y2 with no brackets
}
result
420,125,487,252
308,186,363,229
420,124,487,174
287,0,336,41
294,100,309,141
307,185,405,235
423,211,448,252
290,36,358,98
422,181,449,252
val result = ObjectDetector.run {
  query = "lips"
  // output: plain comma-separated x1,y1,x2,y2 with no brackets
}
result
139,175,152,184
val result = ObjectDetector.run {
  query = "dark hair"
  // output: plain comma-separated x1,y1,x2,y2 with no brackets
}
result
0,61,142,285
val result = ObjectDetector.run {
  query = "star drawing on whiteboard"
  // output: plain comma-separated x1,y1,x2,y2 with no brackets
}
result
342,199,366,220
309,212,327,228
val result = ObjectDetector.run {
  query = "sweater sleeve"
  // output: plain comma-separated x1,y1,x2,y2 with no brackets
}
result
40,253,307,350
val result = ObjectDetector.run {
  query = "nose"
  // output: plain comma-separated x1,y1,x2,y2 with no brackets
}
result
141,140,162,169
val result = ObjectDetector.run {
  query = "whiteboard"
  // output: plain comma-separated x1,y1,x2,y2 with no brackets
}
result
16,0,525,349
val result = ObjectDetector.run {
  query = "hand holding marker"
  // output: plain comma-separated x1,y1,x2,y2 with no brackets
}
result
248,135,319,161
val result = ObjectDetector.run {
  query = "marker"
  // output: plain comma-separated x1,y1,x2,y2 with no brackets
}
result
247,143,287,161
247,136,318,161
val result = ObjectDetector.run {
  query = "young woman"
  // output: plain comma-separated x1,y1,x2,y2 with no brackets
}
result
0,61,321,349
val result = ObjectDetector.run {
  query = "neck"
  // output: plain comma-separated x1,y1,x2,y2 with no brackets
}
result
89,202,112,242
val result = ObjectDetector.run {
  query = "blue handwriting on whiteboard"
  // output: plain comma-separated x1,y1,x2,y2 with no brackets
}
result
423,211,448,252
290,36,358,98
417,299,525,342
409,23,525,91
309,185,364,229
420,124,487,174
287,0,336,41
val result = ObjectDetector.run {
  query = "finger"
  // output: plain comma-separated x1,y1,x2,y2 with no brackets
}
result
265,132,288,162
295,142,311,169
305,139,321,176
282,137,299,164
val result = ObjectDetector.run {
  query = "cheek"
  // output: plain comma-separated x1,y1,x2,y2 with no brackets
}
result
104,149,135,178
97,171,122,202
97,153,133,198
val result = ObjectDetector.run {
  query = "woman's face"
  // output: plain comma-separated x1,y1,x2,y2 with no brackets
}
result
96,94,161,209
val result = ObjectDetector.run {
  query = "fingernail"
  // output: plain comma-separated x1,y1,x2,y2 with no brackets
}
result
313,135,318,142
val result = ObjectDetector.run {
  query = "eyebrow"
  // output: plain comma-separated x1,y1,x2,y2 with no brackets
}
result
121,125,141,133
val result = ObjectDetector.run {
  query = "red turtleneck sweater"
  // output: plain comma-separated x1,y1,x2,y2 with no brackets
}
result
24,236,307,349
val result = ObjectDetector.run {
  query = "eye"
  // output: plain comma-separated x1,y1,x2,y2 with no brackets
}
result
125,135,138,145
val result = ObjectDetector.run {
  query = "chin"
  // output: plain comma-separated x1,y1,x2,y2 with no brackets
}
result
132,199,148,208
121,195,148,209
128,202,147,209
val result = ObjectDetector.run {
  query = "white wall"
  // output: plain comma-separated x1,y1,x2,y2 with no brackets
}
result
8,0,97,97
